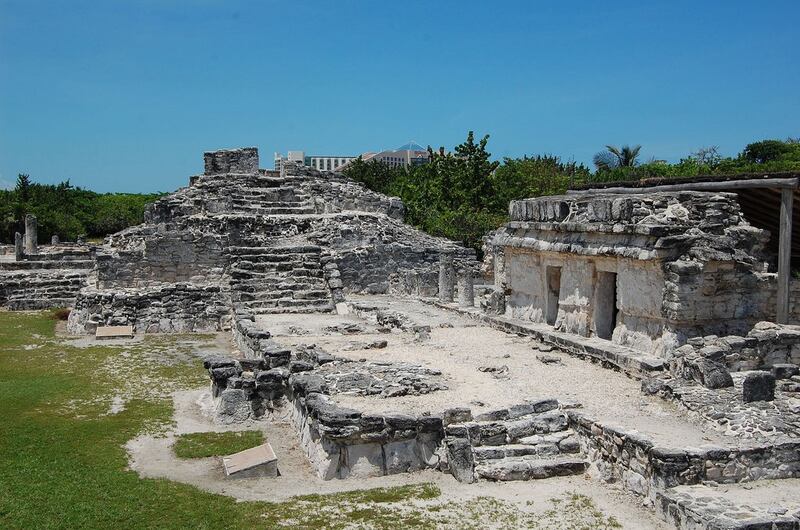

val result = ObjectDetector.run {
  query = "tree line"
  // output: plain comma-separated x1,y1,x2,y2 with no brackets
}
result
0,175,163,244
5,135,798,252
345,134,800,252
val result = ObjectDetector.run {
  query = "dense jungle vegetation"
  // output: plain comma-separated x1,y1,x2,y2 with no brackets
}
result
0,176,163,243
344,135,800,251
4,136,798,251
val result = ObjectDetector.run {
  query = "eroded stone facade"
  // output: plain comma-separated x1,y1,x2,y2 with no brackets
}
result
66,148,474,333
492,192,784,358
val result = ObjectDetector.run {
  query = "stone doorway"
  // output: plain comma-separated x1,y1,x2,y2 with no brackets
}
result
594,271,618,340
545,266,561,326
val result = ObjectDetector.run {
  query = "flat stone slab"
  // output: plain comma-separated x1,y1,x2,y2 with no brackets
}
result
95,325,134,340
222,442,278,479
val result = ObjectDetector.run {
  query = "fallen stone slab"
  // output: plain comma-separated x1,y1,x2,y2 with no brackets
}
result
95,325,134,340
222,442,278,479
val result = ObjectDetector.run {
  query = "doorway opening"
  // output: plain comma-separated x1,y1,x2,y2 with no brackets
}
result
545,266,561,326
594,271,618,340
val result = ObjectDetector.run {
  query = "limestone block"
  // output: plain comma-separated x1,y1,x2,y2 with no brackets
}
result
445,437,475,483
223,443,278,479
216,389,251,424
742,371,775,403
341,443,385,478
383,439,422,474
771,363,799,380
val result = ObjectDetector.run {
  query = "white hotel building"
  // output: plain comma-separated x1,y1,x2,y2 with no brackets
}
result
274,143,429,174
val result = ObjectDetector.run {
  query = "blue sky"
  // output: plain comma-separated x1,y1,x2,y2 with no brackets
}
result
1,0,798,193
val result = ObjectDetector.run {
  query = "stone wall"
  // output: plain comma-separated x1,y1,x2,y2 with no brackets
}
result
212,311,445,479
67,147,476,332
0,246,94,309
96,228,227,288
67,283,230,333
504,249,670,354
496,192,775,358
569,410,800,499
673,321,800,372
204,147,259,175
288,390,443,479
305,213,474,295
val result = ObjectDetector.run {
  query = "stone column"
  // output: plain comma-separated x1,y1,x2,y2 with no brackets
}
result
24,214,37,255
51,234,60,245
458,268,474,308
14,232,23,261
438,254,455,302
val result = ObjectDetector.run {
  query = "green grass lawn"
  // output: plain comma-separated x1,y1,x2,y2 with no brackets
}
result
0,311,623,529
174,431,265,459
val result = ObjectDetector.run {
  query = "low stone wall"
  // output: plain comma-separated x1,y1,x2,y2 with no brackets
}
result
215,310,445,479
0,269,90,309
568,410,800,500
67,283,230,333
231,313,271,359
288,388,443,479
654,485,800,530
673,321,800,372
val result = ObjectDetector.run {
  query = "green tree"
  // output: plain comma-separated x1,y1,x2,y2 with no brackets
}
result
593,145,641,171
742,139,793,164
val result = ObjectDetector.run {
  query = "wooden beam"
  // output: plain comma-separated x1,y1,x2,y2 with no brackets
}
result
777,188,794,323
567,177,800,196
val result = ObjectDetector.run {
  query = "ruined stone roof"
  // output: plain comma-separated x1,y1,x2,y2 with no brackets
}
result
497,192,770,265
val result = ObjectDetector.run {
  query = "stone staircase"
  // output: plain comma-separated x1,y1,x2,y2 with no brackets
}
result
228,244,334,314
0,266,92,309
445,399,588,482
229,183,315,216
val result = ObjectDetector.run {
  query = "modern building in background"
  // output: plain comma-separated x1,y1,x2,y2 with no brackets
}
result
274,142,430,173
274,151,357,173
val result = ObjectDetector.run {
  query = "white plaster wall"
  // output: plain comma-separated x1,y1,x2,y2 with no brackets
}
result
503,248,670,356
505,249,545,322
613,260,667,354
556,259,594,336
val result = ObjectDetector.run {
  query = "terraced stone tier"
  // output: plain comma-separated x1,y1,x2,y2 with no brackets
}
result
443,399,589,482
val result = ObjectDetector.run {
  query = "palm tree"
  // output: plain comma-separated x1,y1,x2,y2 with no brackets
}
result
593,145,642,171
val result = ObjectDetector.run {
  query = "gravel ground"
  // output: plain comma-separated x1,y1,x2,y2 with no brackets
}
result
255,296,728,448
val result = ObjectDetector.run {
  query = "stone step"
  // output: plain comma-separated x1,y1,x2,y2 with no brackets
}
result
232,260,322,269
0,260,94,270
446,409,569,446
231,270,322,278
5,298,76,310
233,289,329,302
232,206,315,215
231,279,326,290
472,432,580,462
473,443,560,461
239,296,332,307
230,200,310,209
227,245,322,256
474,456,588,481
249,304,334,315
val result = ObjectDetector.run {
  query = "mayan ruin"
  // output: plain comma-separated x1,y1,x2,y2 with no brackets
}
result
1,143,798,529
3,3,799,529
